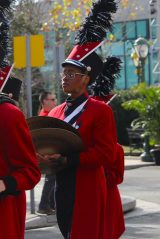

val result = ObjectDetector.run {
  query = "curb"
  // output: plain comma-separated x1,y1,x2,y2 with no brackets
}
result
122,196,136,213
25,196,136,230
125,162,155,170
26,214,57,230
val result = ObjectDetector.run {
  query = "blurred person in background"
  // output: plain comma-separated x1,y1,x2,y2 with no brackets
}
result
37,91,57,215
38,91,56,116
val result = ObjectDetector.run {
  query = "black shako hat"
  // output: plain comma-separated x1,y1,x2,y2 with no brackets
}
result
62,0,118,84
0,65,22,101
3,76,22,101
62,42,104,81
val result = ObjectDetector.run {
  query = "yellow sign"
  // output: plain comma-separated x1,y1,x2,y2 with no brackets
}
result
14,35,44,68
30,35,44,67
14,36,26,68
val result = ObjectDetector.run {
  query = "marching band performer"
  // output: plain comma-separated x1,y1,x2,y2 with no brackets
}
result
91,57,125,238
0,71,41,239
43,0,125,238
0,2,41,238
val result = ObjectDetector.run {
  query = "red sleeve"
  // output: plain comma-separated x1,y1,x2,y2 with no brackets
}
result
2,104,41,191
106,143,124,187
80,104,117,169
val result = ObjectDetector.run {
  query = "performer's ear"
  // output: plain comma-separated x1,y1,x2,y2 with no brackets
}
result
82,75,90,86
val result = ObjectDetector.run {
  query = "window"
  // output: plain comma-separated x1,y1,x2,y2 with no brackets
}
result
126,22,136,39
137,20,148,38
113,23,124,41
104,19,150,89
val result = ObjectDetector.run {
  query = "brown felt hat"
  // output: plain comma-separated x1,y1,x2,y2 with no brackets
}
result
27,117,84,173
31,128,84,156
27,116,80,136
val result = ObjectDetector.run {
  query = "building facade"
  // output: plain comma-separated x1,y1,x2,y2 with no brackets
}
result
108,0,160,89
41,0,160,90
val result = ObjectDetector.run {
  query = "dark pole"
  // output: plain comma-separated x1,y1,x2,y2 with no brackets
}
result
136,61,141,84
26,35,35,214
141,134,153,162
124,41,127,89
140,58,145,83
139,55,152,161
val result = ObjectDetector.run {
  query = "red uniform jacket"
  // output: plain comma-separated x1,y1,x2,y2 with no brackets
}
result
105,143,125,238
49,97,123,239
39,109,49,116
93,96,125,238
0,103,41,239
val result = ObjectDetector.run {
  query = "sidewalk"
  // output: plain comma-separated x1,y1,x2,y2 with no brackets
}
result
26,156,154,230
125,155,155,170
26,195,137,230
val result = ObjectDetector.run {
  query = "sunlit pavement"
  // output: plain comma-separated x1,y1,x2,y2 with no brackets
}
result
26,164,160,239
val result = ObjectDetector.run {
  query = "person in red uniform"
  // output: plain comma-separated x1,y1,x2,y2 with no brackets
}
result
47,59,125,239
39,0,125,238
0,68,41,239
48,64,118,239
0,3,40,236
37,91,57,215
91,58,125,238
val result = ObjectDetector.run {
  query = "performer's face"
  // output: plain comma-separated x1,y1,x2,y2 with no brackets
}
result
61,65,90,98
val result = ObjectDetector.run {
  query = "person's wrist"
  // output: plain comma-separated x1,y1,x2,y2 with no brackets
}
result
0,180,6,193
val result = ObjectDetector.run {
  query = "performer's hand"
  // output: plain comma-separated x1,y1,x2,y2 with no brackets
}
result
44,154,67,172
0,180,6,193
36,153,54,169
44,153,62,160
44,154,67,166
36,153,67,173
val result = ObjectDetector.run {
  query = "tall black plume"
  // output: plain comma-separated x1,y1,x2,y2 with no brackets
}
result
0,0,13,67
91,56,122,96
75,0,117,45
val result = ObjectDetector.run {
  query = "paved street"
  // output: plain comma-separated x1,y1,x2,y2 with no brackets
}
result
25,226,63,239
122,213,160,239
25,165,160,238
120,165,160,238
25,213,160,239
119,166,160,204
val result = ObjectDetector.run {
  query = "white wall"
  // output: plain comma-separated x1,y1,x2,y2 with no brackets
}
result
114,0,150,22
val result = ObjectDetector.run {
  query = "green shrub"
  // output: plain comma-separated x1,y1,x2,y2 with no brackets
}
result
122,83,160,145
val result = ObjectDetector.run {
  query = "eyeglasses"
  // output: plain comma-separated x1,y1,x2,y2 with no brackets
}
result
46,98,55,101
60,72,86,80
